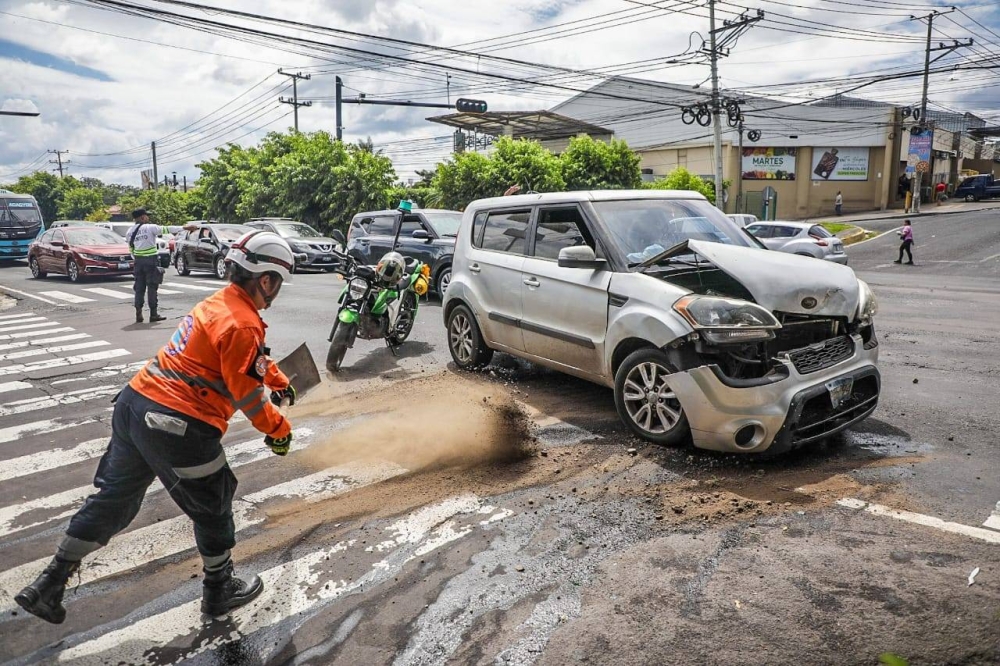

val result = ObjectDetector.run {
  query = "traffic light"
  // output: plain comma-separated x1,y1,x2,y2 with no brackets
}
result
455,98,488,113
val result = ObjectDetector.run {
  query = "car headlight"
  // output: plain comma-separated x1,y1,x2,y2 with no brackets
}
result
673,295,781,344
77,253,100,261
857,279,877,323
292,242,310,252
348,278,368,300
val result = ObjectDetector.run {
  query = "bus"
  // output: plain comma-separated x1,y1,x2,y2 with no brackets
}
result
0,189,45,260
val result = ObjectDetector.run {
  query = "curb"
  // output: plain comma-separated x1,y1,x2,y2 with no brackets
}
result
836,228,868,246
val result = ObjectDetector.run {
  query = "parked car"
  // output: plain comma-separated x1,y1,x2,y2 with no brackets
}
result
173,223,253,278
96,220,172,268
727,214,758,227
954,174,1000,202
247,218,344,271
443,190,879,455
347,208,463,297
28,226,134,282
50,219,91,229
745,221,848,264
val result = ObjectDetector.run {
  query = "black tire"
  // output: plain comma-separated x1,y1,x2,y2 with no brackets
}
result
613,348,689,446
446,304,493,369
435,265,452,299
176,254,190,276
965,194,974,202
67,259,82,283
29,257,46,279
326,322,356,372
214,256,228,280
388,292,417,345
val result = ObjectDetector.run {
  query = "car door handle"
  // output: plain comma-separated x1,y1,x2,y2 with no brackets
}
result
523,277,540,287
468,263,481,274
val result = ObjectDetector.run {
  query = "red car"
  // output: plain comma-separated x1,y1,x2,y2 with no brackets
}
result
28,226,134,282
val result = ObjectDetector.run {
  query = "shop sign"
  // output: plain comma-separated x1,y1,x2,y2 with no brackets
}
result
811,147,870,181
742,147,797,180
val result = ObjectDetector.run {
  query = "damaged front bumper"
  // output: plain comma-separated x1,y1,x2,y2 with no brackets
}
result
668,334,880,454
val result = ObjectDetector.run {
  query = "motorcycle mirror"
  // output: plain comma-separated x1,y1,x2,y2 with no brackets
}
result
330,229,346,245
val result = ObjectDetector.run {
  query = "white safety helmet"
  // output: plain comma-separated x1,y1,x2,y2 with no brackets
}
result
226,230,295,282
376,251,406,284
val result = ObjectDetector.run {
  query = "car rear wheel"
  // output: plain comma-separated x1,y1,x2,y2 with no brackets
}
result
66,259,81,283
614,348,689,446
214,256,228,280
447,304,493,369
176,254,190,276
29,257,47,279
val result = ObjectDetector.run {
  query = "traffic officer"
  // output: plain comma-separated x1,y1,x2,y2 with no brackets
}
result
127,209,198,324
15,231,299,623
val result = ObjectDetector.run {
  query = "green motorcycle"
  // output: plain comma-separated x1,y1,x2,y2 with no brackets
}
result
325,249,430,372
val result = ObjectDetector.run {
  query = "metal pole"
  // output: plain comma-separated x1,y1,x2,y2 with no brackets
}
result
912,13,935,214
737,122,744,213
151,142,158,190
709,0,725,211
335,76,343,141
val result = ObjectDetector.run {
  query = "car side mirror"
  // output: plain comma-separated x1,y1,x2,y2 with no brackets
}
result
557,245,605,269
331,229,347,245
412,229,431,240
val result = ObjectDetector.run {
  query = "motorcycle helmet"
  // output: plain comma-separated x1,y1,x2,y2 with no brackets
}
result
376,251,405,284
226,230,295,282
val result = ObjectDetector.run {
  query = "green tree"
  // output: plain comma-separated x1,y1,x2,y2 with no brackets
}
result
57,187,105,219
7,171,64,222
490,137,565,195
431,151,495,210
117,188,195,226
560,136,641,190
646,167,716,203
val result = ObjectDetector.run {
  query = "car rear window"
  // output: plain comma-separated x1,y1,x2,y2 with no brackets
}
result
479,210,531,255
809,225,832,238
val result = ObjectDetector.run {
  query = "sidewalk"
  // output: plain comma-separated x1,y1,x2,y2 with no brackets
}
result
797,199,1000,225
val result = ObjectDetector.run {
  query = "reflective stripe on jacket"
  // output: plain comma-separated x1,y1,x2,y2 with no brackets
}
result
129,283,291,438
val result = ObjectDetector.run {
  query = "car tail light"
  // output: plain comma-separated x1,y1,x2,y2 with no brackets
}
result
809,235,828,246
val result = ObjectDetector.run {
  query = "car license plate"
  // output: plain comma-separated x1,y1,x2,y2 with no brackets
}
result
118,262,131,270
826,377,854,409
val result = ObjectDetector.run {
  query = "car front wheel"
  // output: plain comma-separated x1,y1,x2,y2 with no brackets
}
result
214,256,228,279
614,348,689,445
67,259,82,283
447,304,493,370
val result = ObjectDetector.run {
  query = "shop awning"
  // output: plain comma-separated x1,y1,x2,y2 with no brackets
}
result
426,110,613,140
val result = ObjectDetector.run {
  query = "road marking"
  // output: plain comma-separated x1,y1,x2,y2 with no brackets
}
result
848,227,900,247
0,326,74,341
50,360,146,385
0,339,109,363
0,285,64,306
55,496,498,665
984,501,1000,531
980,252,1000,263
0,333,90,352
0,312,39,321
0,348,131,377
0,380,32,394
0,459,408,615
82,287,132,299
0,427,317,538
0,321,62,335
157,287,182,294
38,291,96,304
0,384,120,417
837,498,1000,544
0,317,48,331
0,438,106,483
168,282,219,292
0,414,102,446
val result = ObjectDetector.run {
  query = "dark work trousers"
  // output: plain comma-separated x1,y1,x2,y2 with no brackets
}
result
133,255,163,311
898,240,913,263
60,385,236,564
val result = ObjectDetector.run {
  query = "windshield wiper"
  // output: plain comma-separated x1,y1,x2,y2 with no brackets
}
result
440,233,458,238
629,241,701,272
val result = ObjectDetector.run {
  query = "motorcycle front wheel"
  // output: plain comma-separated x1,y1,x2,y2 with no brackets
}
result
326,322,357,372
388,292,417,346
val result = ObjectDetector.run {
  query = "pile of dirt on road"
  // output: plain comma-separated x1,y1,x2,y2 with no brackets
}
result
300,375,537,474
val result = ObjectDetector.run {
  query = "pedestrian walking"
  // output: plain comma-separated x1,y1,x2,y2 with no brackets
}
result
894,219,914,265
898,173,909,200
835,191,843,216
126,209,198,324
935,181,946,205
15,231,299,624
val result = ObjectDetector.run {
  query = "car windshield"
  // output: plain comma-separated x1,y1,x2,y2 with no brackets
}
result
215,226,249,242
66,229,125,245
422,212,463,237
274,223,322,238
593,199,752,267
0,201,43,227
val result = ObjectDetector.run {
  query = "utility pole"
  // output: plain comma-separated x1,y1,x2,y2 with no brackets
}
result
909,9,972,213
151,141,158,190
279,69,312,132
48,150,69,178
335,76,343,141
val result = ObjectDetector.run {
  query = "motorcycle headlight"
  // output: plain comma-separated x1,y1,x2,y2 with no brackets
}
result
857,279,877,323
348,278,368,300
673,295,781,344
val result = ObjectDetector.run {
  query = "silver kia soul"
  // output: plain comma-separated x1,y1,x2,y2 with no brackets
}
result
443,190,880,455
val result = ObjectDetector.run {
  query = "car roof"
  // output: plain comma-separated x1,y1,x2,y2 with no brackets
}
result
748,220,812,229
466,189,708,212
353,208,460,217
250,218,298,223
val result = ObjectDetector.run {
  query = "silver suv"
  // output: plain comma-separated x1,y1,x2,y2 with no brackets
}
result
443,191,880,455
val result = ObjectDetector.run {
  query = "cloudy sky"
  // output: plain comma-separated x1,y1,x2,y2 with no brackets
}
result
1,0,998,186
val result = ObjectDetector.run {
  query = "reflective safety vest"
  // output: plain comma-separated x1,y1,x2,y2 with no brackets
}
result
130,283,292,439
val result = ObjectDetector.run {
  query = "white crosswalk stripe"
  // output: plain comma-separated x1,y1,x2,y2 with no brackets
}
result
38,291,96,304
0,348,131,376
0,312,40,321
0,380,32,394
0,339,109,363
82,287,132,299
0,318,53,333
0,325,74,341
0,384,120,417
168,282,219,292
0,332,90,352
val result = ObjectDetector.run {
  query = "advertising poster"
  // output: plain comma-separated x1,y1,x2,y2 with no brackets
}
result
742,147,797,180
811,147,870,181
906,129,933,175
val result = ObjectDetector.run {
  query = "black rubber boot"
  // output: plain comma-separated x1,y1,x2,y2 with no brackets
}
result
149,309,166,323
201,560,263,617
135,307,144,323
14,556,80,624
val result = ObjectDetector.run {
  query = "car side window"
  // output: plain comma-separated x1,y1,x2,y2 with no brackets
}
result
480,210,531,255
399,215,425,237
809,225,832,238
746,224,770,238
39,230,53,243
368,216,395,236
532,207,594,260
772,226,799,238
52,230,65,244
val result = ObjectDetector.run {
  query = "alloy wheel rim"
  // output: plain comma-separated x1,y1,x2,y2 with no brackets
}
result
439,270,451,293
449,313,474,363
216,259,225,278
622,361,682,434
30,259,39,277
68,262,78,281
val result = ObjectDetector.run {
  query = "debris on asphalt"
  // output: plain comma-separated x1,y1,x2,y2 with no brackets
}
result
912,378,919,384
968,567,980,586
626,447,638,456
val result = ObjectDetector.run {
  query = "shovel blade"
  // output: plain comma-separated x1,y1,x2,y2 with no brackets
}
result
277,342,322,398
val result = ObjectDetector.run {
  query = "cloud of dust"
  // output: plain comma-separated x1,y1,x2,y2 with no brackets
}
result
301,393,536,474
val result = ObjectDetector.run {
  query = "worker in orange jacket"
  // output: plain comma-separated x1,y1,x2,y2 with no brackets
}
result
16,231,299,623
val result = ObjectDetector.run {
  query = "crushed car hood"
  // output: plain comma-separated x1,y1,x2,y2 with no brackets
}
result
673,240,860,317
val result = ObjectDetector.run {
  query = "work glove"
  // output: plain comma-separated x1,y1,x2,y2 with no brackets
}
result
269,385,296,408
265,433,292,456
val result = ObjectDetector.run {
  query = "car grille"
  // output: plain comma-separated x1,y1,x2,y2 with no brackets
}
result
95,254,131,262
311,243,333,252
786,335,854,374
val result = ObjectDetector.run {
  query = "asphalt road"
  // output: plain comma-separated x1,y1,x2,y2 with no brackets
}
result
0,216,998,666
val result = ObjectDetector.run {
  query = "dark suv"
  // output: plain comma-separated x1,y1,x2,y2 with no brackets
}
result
346,208,462,296
247,218,344,271
174,223,253,278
